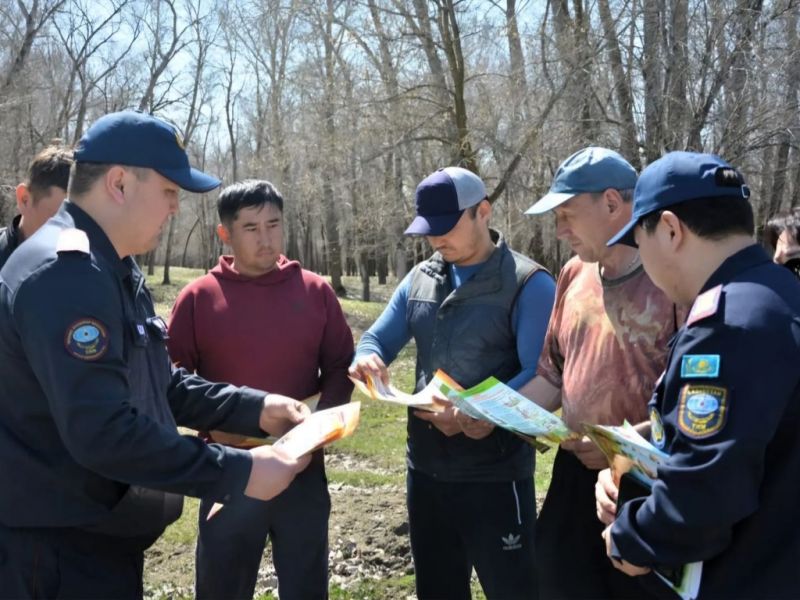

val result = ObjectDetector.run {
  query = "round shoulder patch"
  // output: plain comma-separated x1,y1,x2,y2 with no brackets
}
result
64,319,110,361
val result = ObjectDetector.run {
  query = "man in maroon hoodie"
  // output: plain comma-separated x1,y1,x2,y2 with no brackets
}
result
167,179,355,600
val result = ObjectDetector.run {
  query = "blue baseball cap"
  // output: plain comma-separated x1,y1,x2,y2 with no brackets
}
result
404,167,487,236
525,147,637,215
607,151,751,247
74,111,221,193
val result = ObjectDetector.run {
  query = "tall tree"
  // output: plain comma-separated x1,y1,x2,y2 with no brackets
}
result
598,0,640,167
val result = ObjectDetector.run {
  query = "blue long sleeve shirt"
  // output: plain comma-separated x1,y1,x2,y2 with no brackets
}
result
355,264,556,390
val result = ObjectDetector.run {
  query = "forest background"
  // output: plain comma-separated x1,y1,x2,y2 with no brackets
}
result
2,0,798,298
3,2,797,596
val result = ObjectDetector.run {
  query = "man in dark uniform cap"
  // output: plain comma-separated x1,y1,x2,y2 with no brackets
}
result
0,111,311,599
596,151,800,598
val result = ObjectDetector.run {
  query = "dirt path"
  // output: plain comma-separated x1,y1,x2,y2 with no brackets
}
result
145,451,548,598
144,454,412,598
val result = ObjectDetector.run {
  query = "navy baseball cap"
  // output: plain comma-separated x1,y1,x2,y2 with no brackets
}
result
404,167,487,236
525,147,637,215
74,111,221,193
607,151,751,247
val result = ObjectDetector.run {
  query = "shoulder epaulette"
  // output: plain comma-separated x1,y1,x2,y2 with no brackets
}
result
686,284,723,326
56,228,90,256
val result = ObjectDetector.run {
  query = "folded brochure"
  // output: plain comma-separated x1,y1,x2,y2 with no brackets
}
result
350,372,445,412
272,401,360,459
583,421,668,488
583,421,702,600
209,393,321,448
434,371,573,444
207,402,360,520
353,369,573,446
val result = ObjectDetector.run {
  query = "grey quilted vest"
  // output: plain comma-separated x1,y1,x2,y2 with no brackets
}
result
405,230,544,481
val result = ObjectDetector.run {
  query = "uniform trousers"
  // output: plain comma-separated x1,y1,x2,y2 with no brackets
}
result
0,524,152,599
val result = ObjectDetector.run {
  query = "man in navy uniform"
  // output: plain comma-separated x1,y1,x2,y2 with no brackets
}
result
0,145,72,267
597,151,800,598
0,112,311,598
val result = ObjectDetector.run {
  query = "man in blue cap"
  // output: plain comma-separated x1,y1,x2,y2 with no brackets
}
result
519,147,677,599
0,111,312,598
596,151,800,598
350,166,556,599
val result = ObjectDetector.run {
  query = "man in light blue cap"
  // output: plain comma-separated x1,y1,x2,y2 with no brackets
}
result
350,166,556,599
518,147,675,599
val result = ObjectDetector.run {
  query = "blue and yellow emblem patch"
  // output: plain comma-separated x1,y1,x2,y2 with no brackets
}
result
650,407,666,449
65,319,110,361
680,354,720,379
678,384,727,439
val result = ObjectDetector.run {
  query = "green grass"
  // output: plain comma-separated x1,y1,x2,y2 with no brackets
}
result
251,576,485,600
330,575,417,599
334,385,411,466
158,496,200,546
144,269,555,599
144,266,203,318
254,576,419,600
326,468,403,487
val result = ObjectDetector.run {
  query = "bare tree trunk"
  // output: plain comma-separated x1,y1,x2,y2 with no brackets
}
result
686,0,763,150
162,6,213,284
138,0,186,112
147,248,156,276
643,0,664,161
766,5,799,218
400,0,460,159
1,0,66,95
664,0,688,152
181,217,200,267
436,0,476,170
505,0,530,120
365,0,408,279
322,0,345,296
551,0,594,144
224,55,239,183
598,0,640,168
162,215,176,284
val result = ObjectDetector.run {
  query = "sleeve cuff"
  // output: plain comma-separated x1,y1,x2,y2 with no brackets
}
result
203,445,253,502
227,386,267,437
611,497,655,566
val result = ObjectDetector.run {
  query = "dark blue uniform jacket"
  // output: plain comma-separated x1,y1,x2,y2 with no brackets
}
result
0,215,21,270
611,244,800,599
0,202,265,542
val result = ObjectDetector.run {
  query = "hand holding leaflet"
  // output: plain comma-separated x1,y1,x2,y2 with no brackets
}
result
350,372,445,412
583,421,667,487
209,393,322,448
434,371,574,444
585,421,702,600
353,368,574,447
207,402,360,520
272,401,360,459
